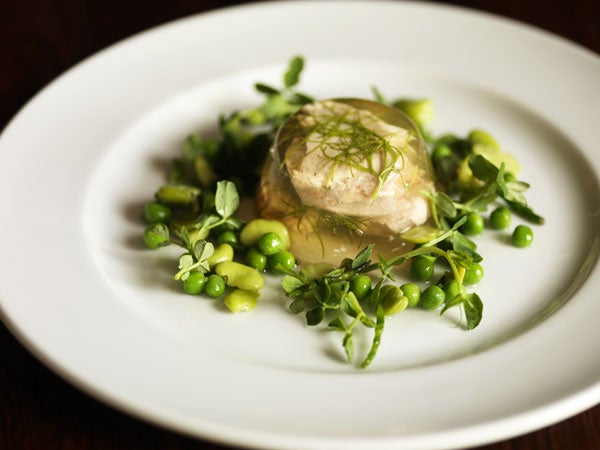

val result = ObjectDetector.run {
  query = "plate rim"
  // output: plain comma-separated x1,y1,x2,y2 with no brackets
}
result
0,2,599,449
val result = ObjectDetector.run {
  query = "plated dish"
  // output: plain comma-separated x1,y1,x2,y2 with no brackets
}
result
0,2,599,449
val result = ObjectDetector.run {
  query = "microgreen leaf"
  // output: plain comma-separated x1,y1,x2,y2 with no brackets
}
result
289,298,305,315
469,155,498,183
371,86,387,104
178,254,194,271
401,225,444,244
281,275,304,294
341,293,361,318
343,333,354,363
214,180,239,219
283,56,304,88
182,133,204,161
254,83,280,96
144,223,170,247
192,240,214,263
306,306,324,326
463,293,483,329
352,244,374,269
506,199,545,224
434,191,457,218
447,249,473,269
328,317,346,332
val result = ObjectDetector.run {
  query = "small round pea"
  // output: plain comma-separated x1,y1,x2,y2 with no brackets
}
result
400,283,421,308
258,232,284,256
205,274,226,298
183,272,207,295
463,262,484,285
143,224,170,249
224,289,259,313
443,279,461,300
420,285,445,310
504,172,517,182
431,144,452,165
216,230,239,247
349,275,372,301
460,213,485,236
410,255,435,282
245,248,267,272
143,201,172,224
268,250,296,274
512,225,534,248
489,206,511,230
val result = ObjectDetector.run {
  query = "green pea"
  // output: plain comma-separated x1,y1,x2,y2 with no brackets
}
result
410,255,435,282
156,184,201,205
143,202,172,224
349,275,372,301
257,232,283,256
205,274,226,298
183,272,207,295
420,285,445,310
400,283,421,307
245,248,267,272
443,279,461,300
224,289,259,313
215,261,265,291
380,285,408,316
392,98,434,129
207,243,234,268
239,219,291,250
468,129,501,152
216,230,239,247
490,206,511,230
460,213,485,235
268,251,296,274
143,224,170,249
504,172,517,182
463,263,484,285
512,225,533,248
431,144,452,165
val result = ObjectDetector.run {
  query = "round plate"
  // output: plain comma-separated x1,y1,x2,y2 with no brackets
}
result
0,2,599,449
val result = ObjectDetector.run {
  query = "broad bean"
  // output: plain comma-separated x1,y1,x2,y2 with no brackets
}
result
215,261,265,291
379,285,408,316
156,184,200,205
224,289,259,313
207,243,234,268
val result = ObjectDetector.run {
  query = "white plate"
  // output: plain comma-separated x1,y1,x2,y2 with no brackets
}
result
0,1,599,449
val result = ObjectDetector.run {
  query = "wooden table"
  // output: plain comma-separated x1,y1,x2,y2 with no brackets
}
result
1,1,599,448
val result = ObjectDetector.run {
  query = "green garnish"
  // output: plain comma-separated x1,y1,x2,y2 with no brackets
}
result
140,56,546,369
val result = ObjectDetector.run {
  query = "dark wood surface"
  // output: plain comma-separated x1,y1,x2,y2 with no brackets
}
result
1,0,599,449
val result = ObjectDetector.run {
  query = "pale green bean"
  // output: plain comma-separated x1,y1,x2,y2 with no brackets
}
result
215,261,265,291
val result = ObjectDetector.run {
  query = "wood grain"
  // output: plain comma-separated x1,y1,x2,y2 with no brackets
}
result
1,1,598,449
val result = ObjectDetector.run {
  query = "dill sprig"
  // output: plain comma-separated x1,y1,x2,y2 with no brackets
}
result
284,100,409,201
